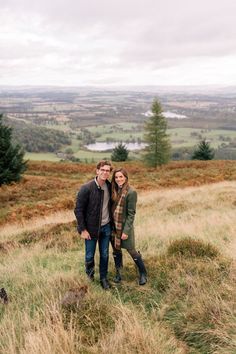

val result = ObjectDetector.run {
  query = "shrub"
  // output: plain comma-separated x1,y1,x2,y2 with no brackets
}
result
111,143,129,162
167,237,219,259
0,114,27,185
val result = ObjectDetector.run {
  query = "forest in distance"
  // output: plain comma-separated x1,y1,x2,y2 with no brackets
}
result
0,85,236,161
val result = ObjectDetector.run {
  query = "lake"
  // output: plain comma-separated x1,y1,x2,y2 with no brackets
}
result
85,142,146,151
143,110,187,119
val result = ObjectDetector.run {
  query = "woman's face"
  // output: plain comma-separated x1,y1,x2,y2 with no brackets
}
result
115,171,127,187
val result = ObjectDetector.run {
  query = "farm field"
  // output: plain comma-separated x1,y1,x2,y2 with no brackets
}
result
24,152,62,162
169,127,236,148
0,160,236,353
84,124,236,148
26,122,236,162
1,86,236,162
51,122,236,148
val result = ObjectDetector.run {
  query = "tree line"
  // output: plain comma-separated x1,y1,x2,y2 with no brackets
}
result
112,99,215,164
6,117,71,152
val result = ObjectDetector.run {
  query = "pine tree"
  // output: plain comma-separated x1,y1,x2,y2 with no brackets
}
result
0,114,27,185
111,143,129,162
192,139,215,160
143,99,171,167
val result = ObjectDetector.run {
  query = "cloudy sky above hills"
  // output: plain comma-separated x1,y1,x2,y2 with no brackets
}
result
1,0,236,86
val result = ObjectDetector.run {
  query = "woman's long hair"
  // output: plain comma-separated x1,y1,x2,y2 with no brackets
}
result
111,168,129,202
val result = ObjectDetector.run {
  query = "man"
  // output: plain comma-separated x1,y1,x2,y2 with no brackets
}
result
74,160,112,289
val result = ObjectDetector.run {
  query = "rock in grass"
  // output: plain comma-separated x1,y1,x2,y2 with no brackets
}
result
61,285,88,307
0,288,8,304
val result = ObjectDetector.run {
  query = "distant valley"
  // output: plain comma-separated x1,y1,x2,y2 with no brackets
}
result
1,85,236,161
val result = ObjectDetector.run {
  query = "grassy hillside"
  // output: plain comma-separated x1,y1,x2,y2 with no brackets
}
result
0,160,236,227
0,161,236,353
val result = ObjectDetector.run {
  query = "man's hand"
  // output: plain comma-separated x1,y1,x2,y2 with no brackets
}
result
121,233,128,240
81,230,91,240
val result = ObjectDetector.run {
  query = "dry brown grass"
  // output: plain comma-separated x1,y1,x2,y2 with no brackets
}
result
90,304,188,354
0,162,236,353
0,175,77,226
0,210,75,242
0,160,236,226
3,305,78,354
135,181,236,259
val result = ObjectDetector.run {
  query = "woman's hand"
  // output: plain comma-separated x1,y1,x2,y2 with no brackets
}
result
121,233,128,240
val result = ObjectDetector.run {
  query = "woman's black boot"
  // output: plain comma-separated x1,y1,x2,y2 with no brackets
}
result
113,252,123,283
133,253,147,285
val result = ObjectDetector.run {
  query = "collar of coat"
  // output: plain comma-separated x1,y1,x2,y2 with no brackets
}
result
94,177,110,189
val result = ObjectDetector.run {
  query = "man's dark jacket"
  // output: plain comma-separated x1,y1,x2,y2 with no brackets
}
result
74,178,112,239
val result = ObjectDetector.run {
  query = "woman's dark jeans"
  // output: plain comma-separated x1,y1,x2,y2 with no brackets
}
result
85,223,111,280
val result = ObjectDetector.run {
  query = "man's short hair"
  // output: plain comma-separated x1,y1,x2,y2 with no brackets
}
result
96,160,113,171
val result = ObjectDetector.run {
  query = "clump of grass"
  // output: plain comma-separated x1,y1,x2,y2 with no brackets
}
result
0,240,19,254
142,240,236,353
92,304,187,354
111,238,235,353
167,201,190,215
62,290,116,347
0,222,78,255
18,221,78,251
162,280,236,353
167,237,219,259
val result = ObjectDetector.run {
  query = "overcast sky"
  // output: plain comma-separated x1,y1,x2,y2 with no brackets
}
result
1,0,236,87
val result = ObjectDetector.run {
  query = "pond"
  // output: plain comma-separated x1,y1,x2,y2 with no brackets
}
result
85,142,146,151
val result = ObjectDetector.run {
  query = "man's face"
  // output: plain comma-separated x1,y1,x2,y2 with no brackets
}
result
96,165,111,182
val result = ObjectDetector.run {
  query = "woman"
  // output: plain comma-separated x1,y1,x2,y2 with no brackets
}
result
111,167,147,285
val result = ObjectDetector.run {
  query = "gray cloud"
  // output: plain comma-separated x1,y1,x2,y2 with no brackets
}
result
1,0,236,85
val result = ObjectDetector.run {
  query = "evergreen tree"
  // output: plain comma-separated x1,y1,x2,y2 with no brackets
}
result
143,99,171,167
192,139,215,160
0,114,27,185
111,143,129,162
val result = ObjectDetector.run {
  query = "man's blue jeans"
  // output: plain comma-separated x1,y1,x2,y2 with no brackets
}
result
85,223,111,280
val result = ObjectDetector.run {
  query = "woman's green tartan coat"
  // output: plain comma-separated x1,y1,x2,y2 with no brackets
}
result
119,187,137,250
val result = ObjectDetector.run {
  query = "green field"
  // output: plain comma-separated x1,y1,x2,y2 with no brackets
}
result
25,150,111,163
169,128,236,148
85,124,236,148
25,148,140,163
86,122,138,134
42,123,72,132
73,148,139,162
25,122,236,161
25,152,61,162
39,121,236,148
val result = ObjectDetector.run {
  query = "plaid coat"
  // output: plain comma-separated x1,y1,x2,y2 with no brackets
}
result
119,187,137,250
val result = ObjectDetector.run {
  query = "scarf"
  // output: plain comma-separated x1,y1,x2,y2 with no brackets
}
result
112,183,129,250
